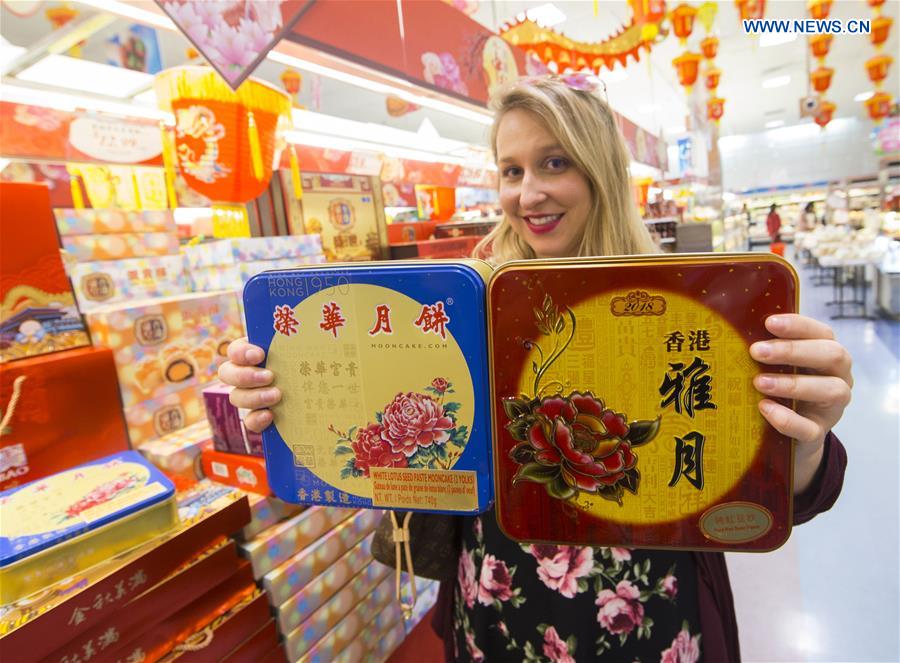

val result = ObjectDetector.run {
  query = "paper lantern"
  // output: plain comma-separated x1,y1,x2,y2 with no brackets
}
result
154,67,292,205
705,67,721,91
809,34,833,61
701,35,719,60
810,67,834,94
808,0,832,21
707,97,725,123
865,91,893,122
673,52,703,91
871,16,893,49
671,4,698,44
814,101,835,128
280,68,302,96
866,54,893,86
631,0,667,41
735,0,765,22
867,0,886,15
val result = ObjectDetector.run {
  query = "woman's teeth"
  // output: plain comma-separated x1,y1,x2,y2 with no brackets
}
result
526,214,562,226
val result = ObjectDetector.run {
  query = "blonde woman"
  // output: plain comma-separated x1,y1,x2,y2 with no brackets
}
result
220,76,850,661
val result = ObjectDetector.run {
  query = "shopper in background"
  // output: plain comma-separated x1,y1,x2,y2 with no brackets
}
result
766,203,783,242
798,201,818,231
219,76,851,662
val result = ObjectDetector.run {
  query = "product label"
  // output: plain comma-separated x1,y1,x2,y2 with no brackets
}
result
371,468,478,511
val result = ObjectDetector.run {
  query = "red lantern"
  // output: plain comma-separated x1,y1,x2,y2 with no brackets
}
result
865,91,893,122
867,0,886,15
809,34,833,61
871,16,893,49
280,68,302,96
631,0,667,26
814,100,835,128
866,54,893,86
735,0,765,22
707,97,725,123
701,36,719,60
705,68,721,91
673,52,703,91
671,4,698,44
810,67,834,94
808,0,832,21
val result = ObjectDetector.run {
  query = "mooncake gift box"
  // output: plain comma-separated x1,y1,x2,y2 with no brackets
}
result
263,508,380,607
333,605,405,663
189,256,327,293
222,619,279,662
0,346,130,491
203,382,264,457
54,209,175,236
242,260,495,514
0,182,90,363
242,492,304,541
124,383,208,447
137,421,211,489
61,231,180,262
86,291,242,409
182,235,324,270
489,254,799,551
68,254,188,311
238,505,355,579
0,451,178,604
201,445,270,495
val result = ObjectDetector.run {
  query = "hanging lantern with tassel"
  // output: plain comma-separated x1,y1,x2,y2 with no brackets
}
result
705,67,721,91
866,54,893,87
808,0,832,21
673,51,703,92
701,35,718,60
810,67,834,94
865,91,894,122
871,16,893,49
809,34,833,62
867,0,886,15
814,101,835,128
671,4,699,45
707,97,725,124
735,0,765,22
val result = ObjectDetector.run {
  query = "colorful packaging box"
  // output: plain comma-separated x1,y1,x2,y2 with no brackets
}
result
238,506,355,579
276,534,381,635
86,291,243,409
333,610,405,663
170,590,270,663
489,254,799,550
41,538,241,663
201,446,270,495
124,383,208,447
182,236,324,270
0,481,250,659
242,493,303,541
0,346,130,490
0,451,178,604
295,577,398,663
242,261,495,514
54,209,175,236
284,561,392,658
137,421,211,489
263,508,380,607
202,382,264,457
61,231,180,262
67,255,188,311
0,182,90,362
189,256,327,292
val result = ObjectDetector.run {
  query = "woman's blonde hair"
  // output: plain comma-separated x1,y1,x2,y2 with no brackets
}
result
474,77,657,263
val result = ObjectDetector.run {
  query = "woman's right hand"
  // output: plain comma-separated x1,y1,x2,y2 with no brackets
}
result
217,337,281,433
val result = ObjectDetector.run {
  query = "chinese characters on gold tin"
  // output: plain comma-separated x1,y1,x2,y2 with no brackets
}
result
272,302,451,340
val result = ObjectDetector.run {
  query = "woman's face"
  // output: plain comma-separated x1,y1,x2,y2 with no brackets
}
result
495,109,592,259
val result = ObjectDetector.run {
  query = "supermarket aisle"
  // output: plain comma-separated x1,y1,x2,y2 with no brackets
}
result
728,252,900,662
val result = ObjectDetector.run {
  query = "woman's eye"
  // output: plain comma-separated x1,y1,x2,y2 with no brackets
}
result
502,166,522,178
545,157,568,170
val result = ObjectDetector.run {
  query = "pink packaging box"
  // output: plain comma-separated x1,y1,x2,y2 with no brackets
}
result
137,420,211,487
242,493,304,541
276,534,379,635
62,232,180,262
202,382,263,457
238,506,356,579
263,509,380,607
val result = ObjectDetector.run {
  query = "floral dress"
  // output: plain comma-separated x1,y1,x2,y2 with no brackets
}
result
452,511,702,663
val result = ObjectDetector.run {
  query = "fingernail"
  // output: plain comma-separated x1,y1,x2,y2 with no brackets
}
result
756,375,775,389
768,316,785,331
255,369,273,384
245,347,264,364
759,400,774,415
753,342,772,359
261,388,280,404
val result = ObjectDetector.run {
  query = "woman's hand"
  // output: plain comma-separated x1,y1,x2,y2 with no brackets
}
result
217,337,281,433
750,314,852,494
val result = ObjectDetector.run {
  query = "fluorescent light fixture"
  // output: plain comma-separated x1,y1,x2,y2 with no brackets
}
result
0,38,26,73
526,3,567,27
854,91,874,102
73,0,175,29
0,83,172,122
766,120,785,129
640,104,660,114
284,130,470,165
722,191,736,202
762,74,791,89
760,33,797,48
17,54,154,98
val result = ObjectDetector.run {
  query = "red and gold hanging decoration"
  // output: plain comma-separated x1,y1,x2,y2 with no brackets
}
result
700,35,718,59
866,0,886,15
707,96,725,123
498,0,667,73
705,67,721,90
814,101,836,128
866,54,893,86
864,92,893,122
809,34,833,62
810,67,834,94
670,4,698,44
871,15,893,48
806,5,836,128
734,0,765,22
860,3,894,123
672,51,702,91
280,68,303,107
807,0,832,21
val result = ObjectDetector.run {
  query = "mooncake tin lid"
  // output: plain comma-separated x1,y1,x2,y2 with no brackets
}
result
0,451,176,566
487,253,799,551
243,260,495,513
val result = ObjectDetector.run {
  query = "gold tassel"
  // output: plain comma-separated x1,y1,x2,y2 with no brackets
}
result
248,111,264,181
289,144,303,200
159,123,179,209
154,67,292,118
131,168,142,211
68,165,85,209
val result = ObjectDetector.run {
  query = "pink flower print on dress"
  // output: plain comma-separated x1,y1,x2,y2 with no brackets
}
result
660,627,701,663
595,579,645,635
542,626,575,663
528,544,593,598
662,573,678,600
457,547,478,608
477,554,514,605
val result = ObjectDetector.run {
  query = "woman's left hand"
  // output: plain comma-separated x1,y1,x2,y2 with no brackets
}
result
749,314,852,494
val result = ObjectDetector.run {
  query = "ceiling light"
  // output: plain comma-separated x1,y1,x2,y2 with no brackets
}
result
283,130,468,165
766,120,785,129
854,91,874,102
762,75,791,89
760,33,797,48
73,0,175,29
525,3,566,27
0,38,26,74
17,54,154,98
1,84,172,122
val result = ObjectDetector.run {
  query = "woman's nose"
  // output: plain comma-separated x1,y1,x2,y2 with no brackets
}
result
519,172,547,209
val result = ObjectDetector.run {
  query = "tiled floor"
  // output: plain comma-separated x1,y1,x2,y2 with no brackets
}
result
728,251,900,662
